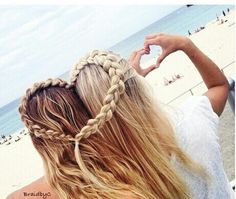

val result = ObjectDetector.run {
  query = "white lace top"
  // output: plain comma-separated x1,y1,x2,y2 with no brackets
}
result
171,96,234,199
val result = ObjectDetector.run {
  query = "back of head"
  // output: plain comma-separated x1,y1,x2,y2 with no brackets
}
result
19,80,97,198
69,50,206,199
18,51,206,199
24,85,90,152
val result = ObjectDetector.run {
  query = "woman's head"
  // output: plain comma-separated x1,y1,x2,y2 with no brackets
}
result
19,50,206,199
70,50,206,198
19,79,96,197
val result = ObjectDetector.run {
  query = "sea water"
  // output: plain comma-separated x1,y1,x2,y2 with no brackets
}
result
0,4,234,136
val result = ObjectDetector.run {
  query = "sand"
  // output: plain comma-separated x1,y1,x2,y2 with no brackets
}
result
0,130,44,198
143,10,235,106
0,10,235,199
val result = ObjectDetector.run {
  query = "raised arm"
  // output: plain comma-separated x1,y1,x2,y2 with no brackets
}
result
181,39,229,116
130,33,229,116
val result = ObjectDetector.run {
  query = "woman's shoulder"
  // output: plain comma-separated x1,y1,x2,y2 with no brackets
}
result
6,177,58,199
175,95,219,134
176,95,219,122
172,96,233,198
173,95,221,163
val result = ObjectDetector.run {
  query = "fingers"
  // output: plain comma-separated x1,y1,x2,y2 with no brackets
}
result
145,45,150,54
156,51,167,66
144,33,165,50
144,38,161,50
142,65,157,77
145,34,156,39
135,49,147,62
129,48,148,61
144,38,157,49
129,51,137,62
145,33,164,39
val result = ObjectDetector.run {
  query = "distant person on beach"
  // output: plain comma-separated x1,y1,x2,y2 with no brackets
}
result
163,77,169,86
162,74,183,86
8,34,233,199
219,19,228,25
188,30,191,36
14,136,21,142
175,73,183,79
223,10,226,17
195,26,205,33
227,8,230,13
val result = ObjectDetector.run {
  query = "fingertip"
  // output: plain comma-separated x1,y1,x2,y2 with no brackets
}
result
137,49,146,56
145,50,150,55
144,41,150,46
145,34,156,39
151,66,156,71
149,65,157,70
141,48,146,52
144,45,150,51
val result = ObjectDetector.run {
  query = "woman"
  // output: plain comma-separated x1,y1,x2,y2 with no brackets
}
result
7,33,232,199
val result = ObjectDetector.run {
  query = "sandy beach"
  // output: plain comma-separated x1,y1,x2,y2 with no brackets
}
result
0,130,44,198
0,9,235,199
144,10,235,106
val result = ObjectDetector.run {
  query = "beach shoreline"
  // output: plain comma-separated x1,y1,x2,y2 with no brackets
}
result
0,9,235,199
143,9,235,107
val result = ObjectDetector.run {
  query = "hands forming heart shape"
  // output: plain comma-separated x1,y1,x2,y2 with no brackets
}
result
128,33,189,77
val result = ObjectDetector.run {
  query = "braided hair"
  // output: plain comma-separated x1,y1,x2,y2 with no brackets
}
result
19,78,76,142
70,50,126,188
19,50,128,188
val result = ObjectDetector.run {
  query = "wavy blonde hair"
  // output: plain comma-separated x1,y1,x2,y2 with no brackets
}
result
19,50,207,199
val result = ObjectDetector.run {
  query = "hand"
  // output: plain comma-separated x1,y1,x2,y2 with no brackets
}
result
144,33,190,66
128,48,157,77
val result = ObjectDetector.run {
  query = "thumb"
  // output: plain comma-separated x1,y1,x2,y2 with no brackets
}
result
142,65,157,77
156,51,167,66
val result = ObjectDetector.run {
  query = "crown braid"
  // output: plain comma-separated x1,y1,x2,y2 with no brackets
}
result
18,51,126,188
70,50,125,142
70,50,126,188
19,78,76,142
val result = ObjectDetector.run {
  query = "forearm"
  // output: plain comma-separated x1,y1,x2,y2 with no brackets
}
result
143,32,229,116
181,38,229,116
181,39,229,89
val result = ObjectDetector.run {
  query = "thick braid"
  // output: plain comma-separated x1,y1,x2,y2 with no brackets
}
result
70,50,125,142
70,50,126,189
19,78,75,142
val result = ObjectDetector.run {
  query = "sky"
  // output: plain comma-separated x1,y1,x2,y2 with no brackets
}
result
0,5,181,107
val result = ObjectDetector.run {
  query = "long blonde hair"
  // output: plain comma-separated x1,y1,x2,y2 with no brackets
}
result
19,50,207,199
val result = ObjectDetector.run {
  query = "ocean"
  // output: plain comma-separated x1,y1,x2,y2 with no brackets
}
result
0,4,234,136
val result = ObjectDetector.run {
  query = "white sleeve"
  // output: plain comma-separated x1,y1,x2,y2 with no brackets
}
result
174,95,220,160
178,95,219,135
176,96,233,198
